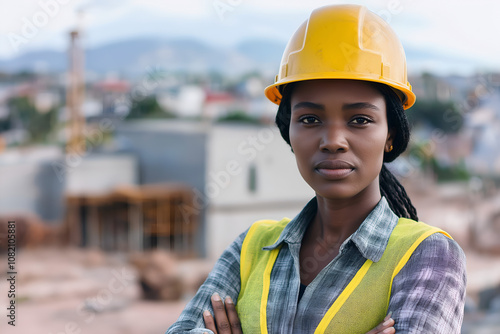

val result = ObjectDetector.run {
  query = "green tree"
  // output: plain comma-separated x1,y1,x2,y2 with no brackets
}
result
125,95,175,120
216,110,260,124
407,99,463,133
7,96,57,143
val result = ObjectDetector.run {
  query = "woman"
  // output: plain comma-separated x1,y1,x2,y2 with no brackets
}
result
167,4,466,333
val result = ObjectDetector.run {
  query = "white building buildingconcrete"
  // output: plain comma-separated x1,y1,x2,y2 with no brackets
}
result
204,124,314,259
116,120,314,260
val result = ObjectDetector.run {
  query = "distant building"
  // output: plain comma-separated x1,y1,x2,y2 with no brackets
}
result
157,85,206,118
0,147,137,222
34,90,60,113
202,90,236,119
466,92,500,177
116,120,314,259
93,78,131,115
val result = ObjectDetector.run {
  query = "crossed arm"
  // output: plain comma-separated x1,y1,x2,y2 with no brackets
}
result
167,231,466,333
202,293,395,334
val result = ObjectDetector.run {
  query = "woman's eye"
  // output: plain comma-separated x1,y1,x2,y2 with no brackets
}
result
300,116,319,124
351,117,371,125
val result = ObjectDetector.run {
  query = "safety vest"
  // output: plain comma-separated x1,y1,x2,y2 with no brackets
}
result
236,217,452,333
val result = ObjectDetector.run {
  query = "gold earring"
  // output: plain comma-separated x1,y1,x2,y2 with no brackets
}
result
388,145,393,152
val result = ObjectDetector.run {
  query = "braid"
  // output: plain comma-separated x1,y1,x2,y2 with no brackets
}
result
380,84,410,163
275,84,294,150
375,84,419,221
380,165,418,221
275,80,420,221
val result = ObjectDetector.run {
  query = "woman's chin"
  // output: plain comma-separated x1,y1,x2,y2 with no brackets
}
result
311,186,358,201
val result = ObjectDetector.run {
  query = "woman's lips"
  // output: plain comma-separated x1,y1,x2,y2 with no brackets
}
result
315,168,354,179
314,160,355,180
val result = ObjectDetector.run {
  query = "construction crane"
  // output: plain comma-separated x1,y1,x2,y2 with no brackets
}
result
66,10,85,155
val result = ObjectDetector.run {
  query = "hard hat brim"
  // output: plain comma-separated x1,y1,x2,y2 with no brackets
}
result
264,74,416,110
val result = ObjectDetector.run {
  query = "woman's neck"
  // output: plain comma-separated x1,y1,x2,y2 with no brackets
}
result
311,184,382,247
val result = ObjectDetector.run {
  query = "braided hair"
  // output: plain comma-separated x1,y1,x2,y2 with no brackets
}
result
275,81,419,221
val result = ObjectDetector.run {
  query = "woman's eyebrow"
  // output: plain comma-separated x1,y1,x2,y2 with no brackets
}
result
342,102,380,111
292,101,380,112
292,101,325,111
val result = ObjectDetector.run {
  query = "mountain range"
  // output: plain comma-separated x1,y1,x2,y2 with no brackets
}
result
0,38,286,77
0,37,479,77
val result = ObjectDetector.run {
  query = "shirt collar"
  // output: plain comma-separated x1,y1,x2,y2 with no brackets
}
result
262,196,398,263
348,197,398,262
262,197,317,250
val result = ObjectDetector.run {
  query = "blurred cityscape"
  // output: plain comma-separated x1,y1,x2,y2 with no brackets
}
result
1,18,500,334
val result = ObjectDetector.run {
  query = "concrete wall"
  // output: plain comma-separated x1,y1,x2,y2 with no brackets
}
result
0,148,65,222
205,124,314,259
206,124,313,206
115,120,207,189
0,148,137,222
65,154,137,195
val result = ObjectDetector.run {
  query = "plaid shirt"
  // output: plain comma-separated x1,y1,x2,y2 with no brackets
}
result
167,197,466,334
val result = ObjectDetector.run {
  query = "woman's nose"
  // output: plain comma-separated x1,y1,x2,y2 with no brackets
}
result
318,124,349,153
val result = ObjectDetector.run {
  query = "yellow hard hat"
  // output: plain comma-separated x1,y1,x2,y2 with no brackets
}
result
264,4,416,109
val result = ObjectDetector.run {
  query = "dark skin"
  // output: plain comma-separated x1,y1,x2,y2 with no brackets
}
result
290,80,394,286
203,79,396,334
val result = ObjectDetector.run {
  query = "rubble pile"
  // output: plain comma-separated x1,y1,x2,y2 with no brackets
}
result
0,215,63,251
129,250,184,301
470,210,500,255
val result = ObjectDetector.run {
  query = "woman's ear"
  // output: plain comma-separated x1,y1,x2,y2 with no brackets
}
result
385,129,395,153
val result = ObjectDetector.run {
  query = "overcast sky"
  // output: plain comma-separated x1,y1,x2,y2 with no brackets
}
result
1,0,499,75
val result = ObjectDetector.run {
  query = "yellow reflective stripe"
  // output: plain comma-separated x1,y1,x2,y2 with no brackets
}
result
314,259,373,334
386,228,453,310
260,247,280,334
240,223,260,288
392,228,451,279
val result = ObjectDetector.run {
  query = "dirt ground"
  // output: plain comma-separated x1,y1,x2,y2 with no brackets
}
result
2,297,186,334
1,246,500,334
0,248,190,334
